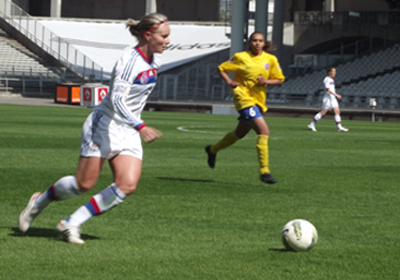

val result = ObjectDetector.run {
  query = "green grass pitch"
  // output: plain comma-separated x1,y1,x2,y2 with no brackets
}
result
0,104,399,279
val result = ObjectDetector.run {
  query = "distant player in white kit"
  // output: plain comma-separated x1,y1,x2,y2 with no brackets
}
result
18,13,170,244
308,67,348,132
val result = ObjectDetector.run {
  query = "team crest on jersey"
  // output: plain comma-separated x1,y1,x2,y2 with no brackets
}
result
140,72,149,84
264,63,270,70
115,85,129,94
134,69,157,85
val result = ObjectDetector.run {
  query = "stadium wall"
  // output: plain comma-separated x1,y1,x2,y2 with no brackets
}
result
12,0,220,21
335,0,392,12
294,11,400,54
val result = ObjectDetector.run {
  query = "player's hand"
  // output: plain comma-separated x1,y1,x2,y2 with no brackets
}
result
229,81,240,88
139,126,163,143
337,94,342,100
257,76,268,85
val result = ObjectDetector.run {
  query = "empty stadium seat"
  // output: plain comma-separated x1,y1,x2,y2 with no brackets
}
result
275,45,400,109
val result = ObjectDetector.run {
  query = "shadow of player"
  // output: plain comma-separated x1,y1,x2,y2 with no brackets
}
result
8,227,100,242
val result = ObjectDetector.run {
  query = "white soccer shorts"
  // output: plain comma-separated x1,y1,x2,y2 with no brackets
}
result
321,94,339,109
80,111,143,160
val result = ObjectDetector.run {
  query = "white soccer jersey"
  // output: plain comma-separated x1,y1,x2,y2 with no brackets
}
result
321,76,339,109
95,47,161,130
324,76,335,100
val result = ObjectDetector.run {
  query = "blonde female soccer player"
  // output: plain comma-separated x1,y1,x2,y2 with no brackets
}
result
19,13,170,244
205,32,285,184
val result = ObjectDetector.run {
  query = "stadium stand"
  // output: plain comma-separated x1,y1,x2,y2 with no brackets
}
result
0,26,78,96
268,44,400,109
0,28,59,77
0,0,101,96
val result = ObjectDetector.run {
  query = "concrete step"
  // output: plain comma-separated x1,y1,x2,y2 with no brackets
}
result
0,26,80,82
0,27,42,61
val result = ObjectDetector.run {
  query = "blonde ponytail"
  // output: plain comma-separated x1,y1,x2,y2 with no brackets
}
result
126,13,168,38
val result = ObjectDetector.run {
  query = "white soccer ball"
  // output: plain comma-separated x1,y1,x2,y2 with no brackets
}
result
281,219,318,252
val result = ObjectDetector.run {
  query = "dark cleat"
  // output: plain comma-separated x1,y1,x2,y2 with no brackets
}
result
205,145,216,168
260,173,277,184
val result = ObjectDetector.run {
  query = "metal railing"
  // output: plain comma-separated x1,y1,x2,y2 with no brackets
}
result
0,74,60,97
0,0,104,82
151,62,231,103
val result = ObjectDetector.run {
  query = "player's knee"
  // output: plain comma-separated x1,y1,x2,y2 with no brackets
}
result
256,126,270,136
114,181,137,195
257,131,269,137
75,178,95,193
235,131,246,139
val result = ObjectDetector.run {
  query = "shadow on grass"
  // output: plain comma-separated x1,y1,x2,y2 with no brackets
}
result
156,177,215,183
268,248,294,253
154,176,283,190
8,227,100,242
155,176,283,189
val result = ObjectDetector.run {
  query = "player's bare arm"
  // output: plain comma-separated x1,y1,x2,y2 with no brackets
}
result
327,88,341,99
219,70,240,88
257,77,283,85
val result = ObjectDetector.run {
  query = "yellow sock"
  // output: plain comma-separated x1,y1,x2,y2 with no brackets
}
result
257,134,270,174
210,131,239,154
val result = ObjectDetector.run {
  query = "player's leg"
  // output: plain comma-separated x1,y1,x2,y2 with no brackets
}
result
57,155,141,244
308,108,328,131
57,126,142,244
205,119,250,168
333,106,349,131
19,156,104,233
309,95,331,131
247,116,276,184
212,119,250,153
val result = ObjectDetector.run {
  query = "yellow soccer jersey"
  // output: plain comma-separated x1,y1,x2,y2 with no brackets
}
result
218,51,285,113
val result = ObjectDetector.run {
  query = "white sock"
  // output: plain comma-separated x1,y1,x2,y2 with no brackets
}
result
312,112,322,124
66,183,126,227
334,114,342,128
66,205,92,227
34,176,81,211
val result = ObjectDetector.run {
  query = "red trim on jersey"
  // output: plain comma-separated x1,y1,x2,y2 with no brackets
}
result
136,123,147,131
50,185,59,201
136,69,157,80
90,197,101,215
135,47,152,64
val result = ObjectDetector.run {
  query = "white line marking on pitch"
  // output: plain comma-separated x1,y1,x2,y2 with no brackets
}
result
177,126,224,134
